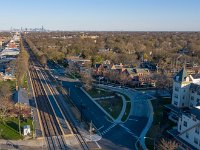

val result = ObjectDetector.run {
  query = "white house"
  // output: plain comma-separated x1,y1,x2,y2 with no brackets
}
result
176,107,200,150
167,68,200,150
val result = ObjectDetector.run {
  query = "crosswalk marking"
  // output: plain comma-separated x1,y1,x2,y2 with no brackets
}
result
100,123,117,136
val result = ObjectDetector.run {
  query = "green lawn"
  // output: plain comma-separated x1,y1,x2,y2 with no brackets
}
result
96,95,123,119
86,88,115,98
120,94,132,122
121,102,131,122
21,75,28,89
0,123,22,140
145,97,175,149
0,117,33,140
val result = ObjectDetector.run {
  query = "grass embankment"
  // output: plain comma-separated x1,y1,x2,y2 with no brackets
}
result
97,95,123,119
145,97,176,149
0,117,33,140
86,88,123,119
86,88,115,98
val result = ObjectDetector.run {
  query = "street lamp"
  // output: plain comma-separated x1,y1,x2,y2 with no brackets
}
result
80,100,83,122
144,137,156,150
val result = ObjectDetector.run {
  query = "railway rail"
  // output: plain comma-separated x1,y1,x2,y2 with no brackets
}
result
40,69,89,150
23,38,89,150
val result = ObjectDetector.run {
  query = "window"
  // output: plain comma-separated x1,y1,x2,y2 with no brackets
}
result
197,98,200,103
179,125,181,131
190,103,193,107
194,137,198,144
183,121,187,127
191,96,194,100
182,103,184,106
192,90,195,93
174,94,178,98
186,132,189,138
175,87,179,92
174,101,178,106
195,127,199,134
183,96,185,99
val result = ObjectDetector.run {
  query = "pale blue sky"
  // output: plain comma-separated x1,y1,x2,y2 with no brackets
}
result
0,0,200,31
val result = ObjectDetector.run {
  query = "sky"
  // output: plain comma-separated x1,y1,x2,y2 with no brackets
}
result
0,0,200,31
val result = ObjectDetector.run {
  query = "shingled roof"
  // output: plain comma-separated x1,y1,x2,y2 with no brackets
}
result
173,68,188,82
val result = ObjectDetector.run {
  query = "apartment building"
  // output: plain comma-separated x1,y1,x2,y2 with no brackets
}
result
166,67,200,150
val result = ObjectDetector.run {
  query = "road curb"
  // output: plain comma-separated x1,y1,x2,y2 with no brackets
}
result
80,87,115,122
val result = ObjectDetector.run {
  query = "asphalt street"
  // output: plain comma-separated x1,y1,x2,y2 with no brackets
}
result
47,61,151,150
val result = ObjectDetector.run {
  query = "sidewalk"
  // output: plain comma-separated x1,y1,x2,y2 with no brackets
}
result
139,98,154,150
96,84,154,150
115,93,126,123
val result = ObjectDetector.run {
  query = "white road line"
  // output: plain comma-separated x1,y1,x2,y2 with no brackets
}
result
98,125,104,131
128,118,138,121
119,124,138,138
95,141,101,149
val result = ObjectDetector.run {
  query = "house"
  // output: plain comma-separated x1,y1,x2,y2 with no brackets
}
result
94,63,110,76
67,56,91,73
140,61,157,71
178,48,190,55
166,67,200,150
124,67,151,86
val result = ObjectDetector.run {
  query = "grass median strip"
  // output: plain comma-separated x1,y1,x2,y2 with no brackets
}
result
96,95,123,119
86,88,115,98
85,87,123,119
121,94,132,122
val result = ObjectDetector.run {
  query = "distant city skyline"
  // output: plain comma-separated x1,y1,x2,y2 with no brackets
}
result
0,0,200,31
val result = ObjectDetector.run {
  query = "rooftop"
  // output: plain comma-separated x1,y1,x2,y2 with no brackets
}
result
191,74,200,79
173,67,188,82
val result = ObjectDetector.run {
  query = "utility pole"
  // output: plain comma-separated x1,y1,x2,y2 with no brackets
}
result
89,120,93,141
18,103,21,135
80,101,83,122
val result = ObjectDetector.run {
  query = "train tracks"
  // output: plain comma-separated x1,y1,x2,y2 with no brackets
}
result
40,69,89,150
24,38,89,150
30,64,67,150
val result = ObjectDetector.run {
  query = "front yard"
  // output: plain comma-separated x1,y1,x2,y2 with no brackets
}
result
145,97,176,149
0,117,33,140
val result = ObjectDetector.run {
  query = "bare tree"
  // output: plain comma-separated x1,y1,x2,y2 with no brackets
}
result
157,138,178,150
118,73,130,86
40,54,47,67
80,72,92,90
0,82,14,123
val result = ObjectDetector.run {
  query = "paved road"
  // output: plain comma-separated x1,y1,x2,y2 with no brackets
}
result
47,61,152,150
62,81,138,150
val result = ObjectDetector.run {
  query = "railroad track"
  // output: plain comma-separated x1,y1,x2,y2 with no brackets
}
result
22,38,89,150
40,69,89,150
30,63,67,150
